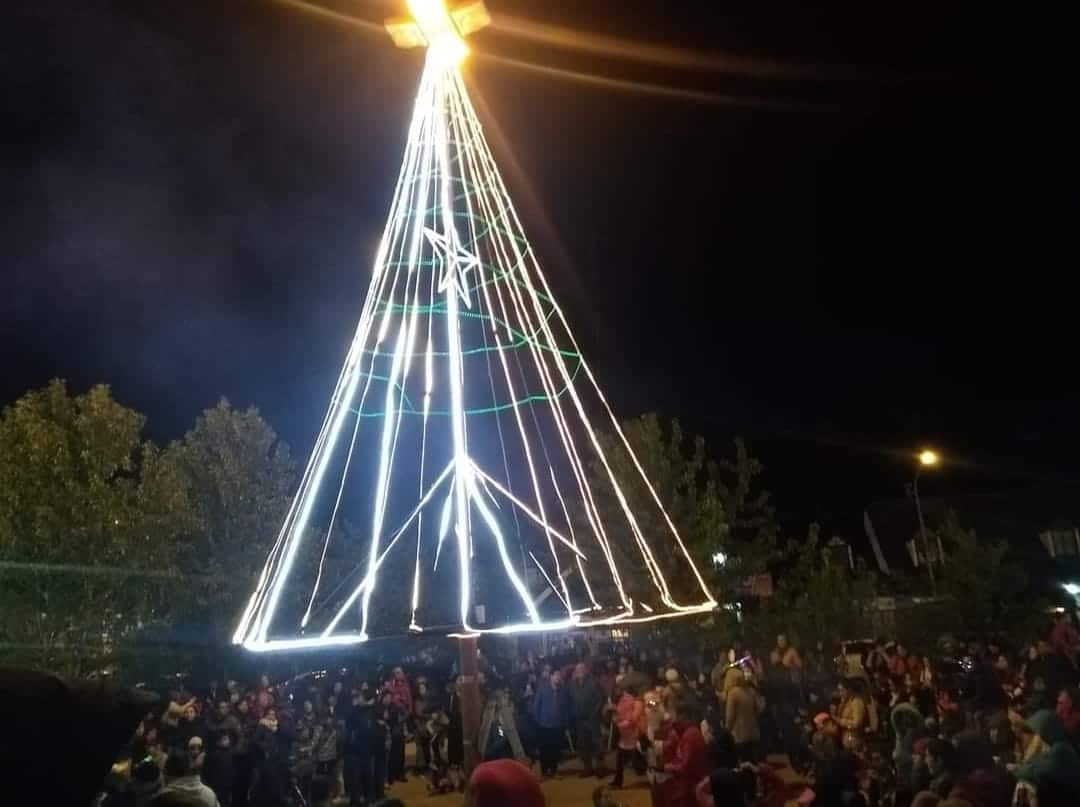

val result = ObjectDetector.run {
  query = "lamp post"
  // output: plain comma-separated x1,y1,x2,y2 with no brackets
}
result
913,449,939,595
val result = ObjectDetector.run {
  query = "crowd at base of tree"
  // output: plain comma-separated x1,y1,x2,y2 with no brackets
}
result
0,381,1054,683
89,617,1080,807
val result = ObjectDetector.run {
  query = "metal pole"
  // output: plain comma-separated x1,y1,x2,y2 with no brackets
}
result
913,472,936,595
458,635,483,775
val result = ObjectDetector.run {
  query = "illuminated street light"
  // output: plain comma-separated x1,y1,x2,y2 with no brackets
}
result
912,447,942,594
712,551,727,568
1064,582,1080,597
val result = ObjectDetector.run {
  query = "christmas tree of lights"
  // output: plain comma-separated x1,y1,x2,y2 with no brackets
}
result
234,0,716,652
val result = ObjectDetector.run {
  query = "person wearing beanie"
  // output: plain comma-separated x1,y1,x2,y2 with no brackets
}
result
464,759,546,807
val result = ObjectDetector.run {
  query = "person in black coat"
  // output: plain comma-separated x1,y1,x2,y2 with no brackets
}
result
202,730,235,807
249,726,290,807
446,677,465,771
370,691,392,799
344,688,377,807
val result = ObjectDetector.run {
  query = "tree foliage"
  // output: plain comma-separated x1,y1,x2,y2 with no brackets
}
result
589,414,777,607
750,525,878,648
930,513,1031,635
158,400,295,638
0,381,193,675
710,437,780,597
0,384,1046,678
0,385,297,675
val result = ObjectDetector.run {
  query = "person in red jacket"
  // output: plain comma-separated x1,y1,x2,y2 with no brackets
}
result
661,700,709,807
389,667,413,714
612,684,644,788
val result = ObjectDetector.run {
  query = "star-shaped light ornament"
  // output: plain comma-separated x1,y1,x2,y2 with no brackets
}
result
424,226,480,308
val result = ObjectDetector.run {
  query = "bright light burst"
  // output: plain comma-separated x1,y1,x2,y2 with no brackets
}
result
234,4,716,652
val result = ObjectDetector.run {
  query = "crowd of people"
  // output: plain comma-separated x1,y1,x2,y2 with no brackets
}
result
95,610,1080,807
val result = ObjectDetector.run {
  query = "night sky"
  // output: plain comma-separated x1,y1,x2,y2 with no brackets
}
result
3,0,1075,536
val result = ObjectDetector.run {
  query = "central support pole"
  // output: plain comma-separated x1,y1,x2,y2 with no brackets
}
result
457,634,483,774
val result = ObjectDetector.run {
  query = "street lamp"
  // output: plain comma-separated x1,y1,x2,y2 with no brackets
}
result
912,448,941,595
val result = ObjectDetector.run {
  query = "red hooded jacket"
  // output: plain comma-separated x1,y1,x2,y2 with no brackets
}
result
663,721,709,806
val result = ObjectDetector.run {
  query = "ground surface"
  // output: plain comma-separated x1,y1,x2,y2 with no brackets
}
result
374,755,652,806
350,750,805,806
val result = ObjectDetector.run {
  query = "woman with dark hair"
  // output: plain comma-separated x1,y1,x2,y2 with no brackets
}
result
700,712,737,772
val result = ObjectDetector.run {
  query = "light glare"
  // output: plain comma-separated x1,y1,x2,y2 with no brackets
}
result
407,0,468,63
918,449,940,467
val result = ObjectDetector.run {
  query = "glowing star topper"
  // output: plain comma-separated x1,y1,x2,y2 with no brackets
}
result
386,0,490,63
233,0,717,653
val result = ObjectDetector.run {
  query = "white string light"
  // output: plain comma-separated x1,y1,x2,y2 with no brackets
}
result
235,1,716,652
